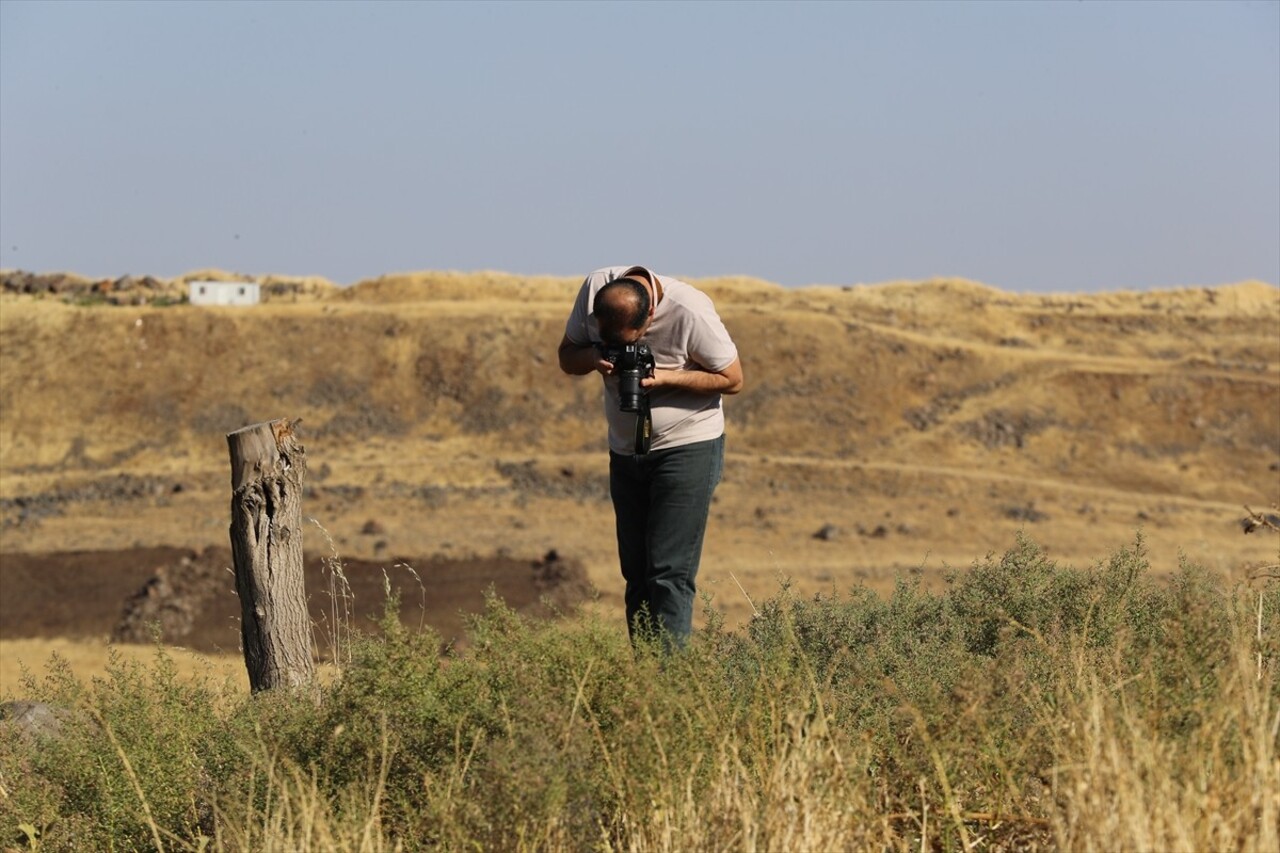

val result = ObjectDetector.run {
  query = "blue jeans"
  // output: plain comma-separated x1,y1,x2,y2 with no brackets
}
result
609,435,725,647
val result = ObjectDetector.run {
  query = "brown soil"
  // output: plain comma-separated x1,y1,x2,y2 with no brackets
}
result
1,270,1277,644
0,546,590,654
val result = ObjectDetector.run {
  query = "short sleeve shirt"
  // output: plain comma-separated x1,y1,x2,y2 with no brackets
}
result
565,267,739,454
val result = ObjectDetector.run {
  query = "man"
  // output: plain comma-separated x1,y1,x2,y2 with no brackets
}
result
558,265,743,647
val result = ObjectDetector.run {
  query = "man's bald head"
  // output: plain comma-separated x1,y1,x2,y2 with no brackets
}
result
594,277,651,344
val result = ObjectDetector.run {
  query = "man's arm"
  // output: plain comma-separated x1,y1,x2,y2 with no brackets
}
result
645,357,744,395
558,334,612,376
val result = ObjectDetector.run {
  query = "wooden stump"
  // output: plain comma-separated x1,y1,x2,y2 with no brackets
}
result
227,418,314,692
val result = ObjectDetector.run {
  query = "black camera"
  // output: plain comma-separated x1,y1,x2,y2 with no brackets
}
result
600,342,655,413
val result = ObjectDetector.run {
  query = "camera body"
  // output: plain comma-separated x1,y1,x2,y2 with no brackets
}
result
600,342,655,413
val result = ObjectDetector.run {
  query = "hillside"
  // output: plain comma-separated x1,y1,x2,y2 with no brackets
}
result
1,270,1277,637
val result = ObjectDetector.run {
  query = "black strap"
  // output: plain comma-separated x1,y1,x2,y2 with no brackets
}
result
633,394,652,456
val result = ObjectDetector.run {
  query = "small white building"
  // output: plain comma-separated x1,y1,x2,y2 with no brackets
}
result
188,280,260,306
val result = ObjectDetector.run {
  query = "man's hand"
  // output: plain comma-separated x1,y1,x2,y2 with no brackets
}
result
642,358,743,395
557,335,613,376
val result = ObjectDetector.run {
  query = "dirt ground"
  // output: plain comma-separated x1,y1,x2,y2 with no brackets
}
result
1,271,1277,683
0,546,590,655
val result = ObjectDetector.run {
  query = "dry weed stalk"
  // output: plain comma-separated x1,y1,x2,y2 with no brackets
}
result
1241,504,1280,539
1048,630,1278,852
1241,503,1279,681
387,561,427,630
1241,504,1280,580
309,518,356,672
93,707,167,852
598,714,891,853
211,718,399,853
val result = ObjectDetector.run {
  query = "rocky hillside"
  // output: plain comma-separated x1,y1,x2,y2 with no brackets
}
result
1,271,1277,626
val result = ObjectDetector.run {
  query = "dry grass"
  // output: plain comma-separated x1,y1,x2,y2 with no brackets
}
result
66,628,1272,853
3,275,1276,637
210,732,398,853
0,638,346,703
0,637,249,698
1047,639,1279,852
3,538,1276,852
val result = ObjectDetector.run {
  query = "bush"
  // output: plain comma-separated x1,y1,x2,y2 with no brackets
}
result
1,647,242,850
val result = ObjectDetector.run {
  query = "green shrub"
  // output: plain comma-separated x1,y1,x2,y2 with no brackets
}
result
1,647,241,851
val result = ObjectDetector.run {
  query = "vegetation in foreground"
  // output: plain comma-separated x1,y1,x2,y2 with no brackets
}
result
1,535,1276,852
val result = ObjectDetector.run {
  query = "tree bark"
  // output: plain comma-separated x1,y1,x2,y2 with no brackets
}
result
227,418,314,692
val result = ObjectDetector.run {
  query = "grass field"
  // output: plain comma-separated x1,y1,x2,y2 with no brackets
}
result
2,535,1276,852
1,638,249,699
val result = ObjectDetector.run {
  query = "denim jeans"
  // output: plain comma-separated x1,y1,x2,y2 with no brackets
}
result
609,435,725,647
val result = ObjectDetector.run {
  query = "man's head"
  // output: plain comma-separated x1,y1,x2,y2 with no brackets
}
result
594,268,655,345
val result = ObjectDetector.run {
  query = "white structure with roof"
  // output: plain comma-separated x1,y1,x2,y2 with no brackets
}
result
188,280,260,306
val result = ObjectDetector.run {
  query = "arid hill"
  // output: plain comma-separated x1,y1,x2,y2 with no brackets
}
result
1,270,1277,637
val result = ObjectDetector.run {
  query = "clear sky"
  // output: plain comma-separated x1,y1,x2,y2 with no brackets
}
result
1,0,1276,292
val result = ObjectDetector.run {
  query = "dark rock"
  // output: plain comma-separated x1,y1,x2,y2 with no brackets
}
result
1004,504,1049,523
0,701,74,740
813,523,839,541
962,409,1052,450
111,547,225,645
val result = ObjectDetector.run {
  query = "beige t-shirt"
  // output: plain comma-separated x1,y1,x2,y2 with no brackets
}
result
564,266,739,455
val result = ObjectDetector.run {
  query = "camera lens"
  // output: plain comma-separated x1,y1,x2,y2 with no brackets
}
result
618,369,643,412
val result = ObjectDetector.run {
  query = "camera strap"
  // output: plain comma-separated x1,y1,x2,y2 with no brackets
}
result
633,395,652,456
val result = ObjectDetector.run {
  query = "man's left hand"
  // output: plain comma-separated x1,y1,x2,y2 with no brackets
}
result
641,358,743,395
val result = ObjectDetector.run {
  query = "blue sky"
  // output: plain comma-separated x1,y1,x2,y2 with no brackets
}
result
1,0,1276,292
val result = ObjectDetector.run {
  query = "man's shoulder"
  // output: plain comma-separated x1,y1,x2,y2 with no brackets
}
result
585,266,631,282
577,267,629,297
658,277,717,312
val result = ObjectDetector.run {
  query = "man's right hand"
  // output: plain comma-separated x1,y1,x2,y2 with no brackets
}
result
558,335,614,376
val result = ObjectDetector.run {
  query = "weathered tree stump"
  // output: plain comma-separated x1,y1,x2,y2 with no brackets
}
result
227,418,314,692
